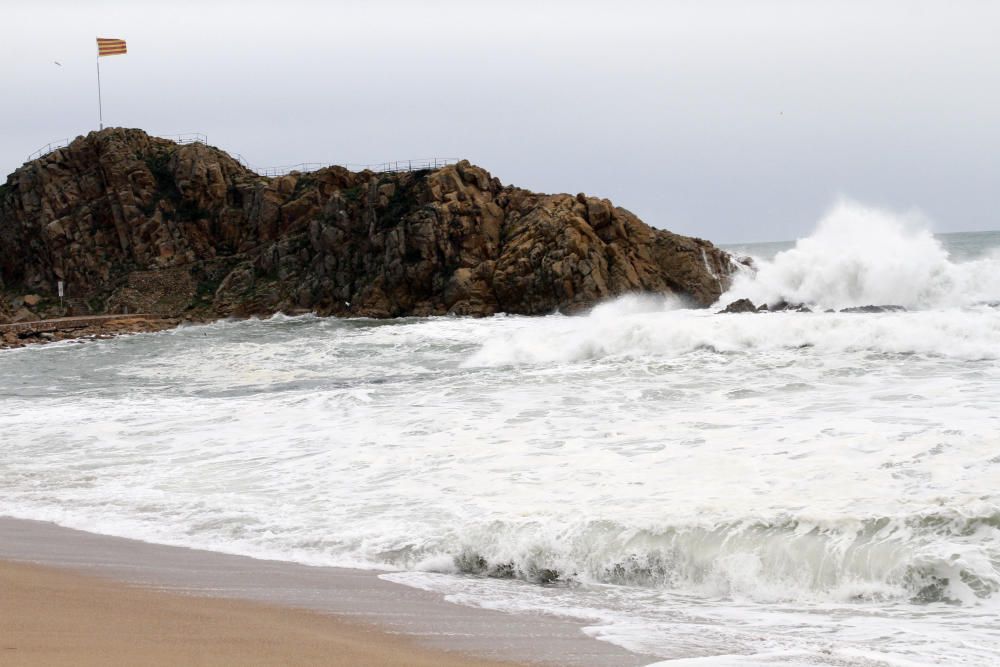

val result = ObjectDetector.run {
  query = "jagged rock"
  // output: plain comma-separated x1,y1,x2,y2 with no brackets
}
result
766,300,812,312
0,128,735,319
10,307,37,323
718,298,757,314
839,305,906,313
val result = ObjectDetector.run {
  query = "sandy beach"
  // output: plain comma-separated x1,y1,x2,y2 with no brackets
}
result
0,517,650,667
0,559,508,667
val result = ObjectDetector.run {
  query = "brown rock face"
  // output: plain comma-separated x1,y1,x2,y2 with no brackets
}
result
0,128,735,319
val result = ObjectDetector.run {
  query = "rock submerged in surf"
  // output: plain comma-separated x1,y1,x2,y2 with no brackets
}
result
768,300,812,313
718,298,758,313
717,300,909,314
717,298,812,313
839,305,907,313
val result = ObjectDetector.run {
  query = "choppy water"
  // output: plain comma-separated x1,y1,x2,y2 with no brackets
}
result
1,201,999,665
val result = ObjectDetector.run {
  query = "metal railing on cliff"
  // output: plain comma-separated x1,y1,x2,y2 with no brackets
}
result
231,157,460,177
25,139,70,162
24,132,207,163
25,132,457,176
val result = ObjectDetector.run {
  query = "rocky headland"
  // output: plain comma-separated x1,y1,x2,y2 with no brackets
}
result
0,128,735,344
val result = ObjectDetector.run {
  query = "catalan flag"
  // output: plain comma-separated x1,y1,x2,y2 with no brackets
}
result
96,37,127,57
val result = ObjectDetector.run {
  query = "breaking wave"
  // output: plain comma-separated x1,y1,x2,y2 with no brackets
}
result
418,510,1000,606
465,306,1000,365
721,200,1000,310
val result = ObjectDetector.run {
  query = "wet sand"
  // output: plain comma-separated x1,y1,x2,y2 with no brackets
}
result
0,517,651,666
0,559,508,666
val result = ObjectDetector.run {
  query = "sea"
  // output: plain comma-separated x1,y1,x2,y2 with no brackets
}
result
2,201,999,666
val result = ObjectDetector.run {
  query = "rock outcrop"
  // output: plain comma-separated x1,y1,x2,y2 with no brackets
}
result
0,128,735,321
717,298,908,315
1,315,179,349
839,305,906,314
717,298,757,314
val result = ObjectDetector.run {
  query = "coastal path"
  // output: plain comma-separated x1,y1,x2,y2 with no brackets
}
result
0,314,153,336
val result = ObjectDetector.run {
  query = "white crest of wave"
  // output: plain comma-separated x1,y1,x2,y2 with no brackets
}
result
430,510,1000,606
464,306,1000,366
721,200,1000,310
463,294,688,366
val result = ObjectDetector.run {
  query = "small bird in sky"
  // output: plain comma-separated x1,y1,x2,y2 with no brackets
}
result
54,61,62,66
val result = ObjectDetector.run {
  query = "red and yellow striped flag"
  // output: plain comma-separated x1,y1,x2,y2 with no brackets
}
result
96,37,127,57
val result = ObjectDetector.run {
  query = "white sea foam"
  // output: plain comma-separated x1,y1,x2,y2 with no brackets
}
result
721,200,1000,310
465,307,1000,365
1,219,999,665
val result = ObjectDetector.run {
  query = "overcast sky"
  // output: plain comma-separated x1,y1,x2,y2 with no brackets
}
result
2,0,998,242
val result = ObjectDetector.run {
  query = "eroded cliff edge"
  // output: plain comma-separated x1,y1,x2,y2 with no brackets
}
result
0,128,734,322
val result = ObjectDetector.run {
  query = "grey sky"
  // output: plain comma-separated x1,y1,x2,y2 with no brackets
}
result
2,0,998,242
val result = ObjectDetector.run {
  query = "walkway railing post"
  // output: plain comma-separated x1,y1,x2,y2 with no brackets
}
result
25,136,459,176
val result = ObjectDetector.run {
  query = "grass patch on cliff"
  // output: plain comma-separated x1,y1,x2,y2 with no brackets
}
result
341,185,363,202
292,175,316,198
193,277,221,306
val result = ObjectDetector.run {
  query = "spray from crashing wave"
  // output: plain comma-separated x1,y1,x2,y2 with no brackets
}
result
720,200,1000,310
464,201,1000,367
465,296,1000,366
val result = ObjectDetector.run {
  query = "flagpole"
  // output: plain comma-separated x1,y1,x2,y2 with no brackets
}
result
96,52,103,130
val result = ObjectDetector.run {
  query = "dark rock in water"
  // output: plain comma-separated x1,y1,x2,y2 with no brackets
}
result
718,298,757,314
839,305,907,313
718,299,813,314
0,128,736,319
767,300,810,312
